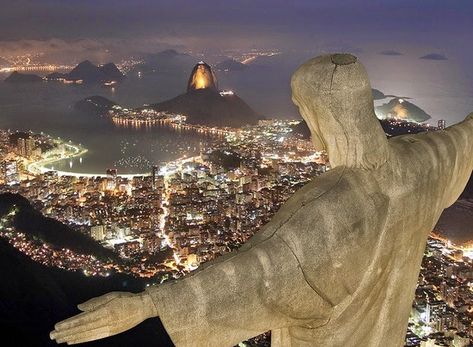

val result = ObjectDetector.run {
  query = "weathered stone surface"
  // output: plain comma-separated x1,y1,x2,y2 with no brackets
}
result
50,54,473,346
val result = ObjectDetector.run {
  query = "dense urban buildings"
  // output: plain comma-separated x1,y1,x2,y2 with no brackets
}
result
0,117,472,346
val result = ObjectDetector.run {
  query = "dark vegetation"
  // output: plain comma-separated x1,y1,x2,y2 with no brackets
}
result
0,193,117,261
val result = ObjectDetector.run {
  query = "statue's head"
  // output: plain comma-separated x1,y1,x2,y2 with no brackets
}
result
291,53,388,169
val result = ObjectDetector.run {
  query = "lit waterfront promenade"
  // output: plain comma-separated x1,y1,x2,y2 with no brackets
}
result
111,116,234,137
28,145,202,178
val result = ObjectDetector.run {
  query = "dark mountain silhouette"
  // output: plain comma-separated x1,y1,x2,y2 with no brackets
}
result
47,60,124,83
5,71,43,83
216,59,248,72
74,89,260,128
46,71,68,80
150,61,260,127
376,98,431,122
133,49,196,74
151,88,260,127
371,88,386,100
75,60,259,127
100,63,124,81
291,120,312,139
75,95,117,115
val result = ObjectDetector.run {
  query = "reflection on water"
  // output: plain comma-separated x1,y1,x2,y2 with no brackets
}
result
0,74,206,174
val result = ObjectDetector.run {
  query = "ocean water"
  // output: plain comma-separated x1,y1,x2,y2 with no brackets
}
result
1,53,472,175
0,73,205,175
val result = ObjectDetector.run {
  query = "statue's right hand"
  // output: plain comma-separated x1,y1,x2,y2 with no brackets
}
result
50,291,158,345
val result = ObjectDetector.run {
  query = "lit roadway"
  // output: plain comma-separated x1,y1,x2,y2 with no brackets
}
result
157,154,205,269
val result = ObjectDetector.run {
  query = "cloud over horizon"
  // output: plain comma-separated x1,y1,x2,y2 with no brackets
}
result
379,50,403,56
419,53,448,61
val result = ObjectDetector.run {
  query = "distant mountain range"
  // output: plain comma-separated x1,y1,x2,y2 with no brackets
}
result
47,60,124,84
132,49,196,74
74,95,118,114
215,59,248,72
4,71,44,83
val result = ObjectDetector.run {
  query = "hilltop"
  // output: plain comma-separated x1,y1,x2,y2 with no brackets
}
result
150,61,260,127
4,71,43,83
151,88,260,127
47,60,124,84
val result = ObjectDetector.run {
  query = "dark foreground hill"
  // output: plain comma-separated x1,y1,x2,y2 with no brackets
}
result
0,238,173,347
0,193,116,261
0,193,174,346
47,61,124,84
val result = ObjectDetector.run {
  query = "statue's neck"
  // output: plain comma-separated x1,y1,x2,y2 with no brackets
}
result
322,111,389,170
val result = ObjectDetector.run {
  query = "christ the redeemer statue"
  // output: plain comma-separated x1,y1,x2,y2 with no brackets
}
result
50,54,473,346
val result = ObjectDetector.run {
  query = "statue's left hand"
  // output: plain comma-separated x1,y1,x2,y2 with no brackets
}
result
50,291,158,345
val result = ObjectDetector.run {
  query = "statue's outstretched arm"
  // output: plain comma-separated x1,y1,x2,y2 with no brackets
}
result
145,232,332,346
440,113,473,206
50,227,332,346
398,112,473,208
50,291,158,344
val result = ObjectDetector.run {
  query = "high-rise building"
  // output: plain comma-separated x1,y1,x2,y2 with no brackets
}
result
17,138,26,156
2,160,20,185
106,168,117,190
438,119,446,130
25,137,35,157
152,165,164,190
90,225,105,241
17,136,35,158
